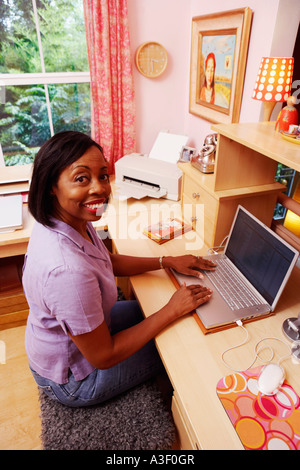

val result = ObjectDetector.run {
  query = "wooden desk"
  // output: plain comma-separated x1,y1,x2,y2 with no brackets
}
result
0,163,32,258
112,228,300,450
96,190,300,450
0,204,34,258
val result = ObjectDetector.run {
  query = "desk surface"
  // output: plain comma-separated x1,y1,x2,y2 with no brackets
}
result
97,192,300,450
1,180,300,449
114,232,300,450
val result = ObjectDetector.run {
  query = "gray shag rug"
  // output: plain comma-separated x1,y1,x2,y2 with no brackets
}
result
39,379,176,450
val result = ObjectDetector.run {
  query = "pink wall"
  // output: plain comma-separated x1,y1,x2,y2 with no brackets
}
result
127,0,190,152
127,0,299,154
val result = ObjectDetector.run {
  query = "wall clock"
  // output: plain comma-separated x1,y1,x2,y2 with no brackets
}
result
135,42,168,78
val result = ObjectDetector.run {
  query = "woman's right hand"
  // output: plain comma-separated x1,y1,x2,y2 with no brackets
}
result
166,283,212,320
69,283,212,370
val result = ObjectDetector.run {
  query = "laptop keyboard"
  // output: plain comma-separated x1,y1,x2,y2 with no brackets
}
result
205,258,262,311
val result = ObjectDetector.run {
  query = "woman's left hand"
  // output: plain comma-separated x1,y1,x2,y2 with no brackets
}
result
164,254,216,279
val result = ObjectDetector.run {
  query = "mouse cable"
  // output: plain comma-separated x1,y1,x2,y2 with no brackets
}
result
254,336,292,367
221,320,292,372
207,236,228,255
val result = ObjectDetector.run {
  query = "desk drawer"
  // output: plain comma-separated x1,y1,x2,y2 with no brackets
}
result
182,194,216,248
171,394,198,450
183,175,217,209
0,257,29,330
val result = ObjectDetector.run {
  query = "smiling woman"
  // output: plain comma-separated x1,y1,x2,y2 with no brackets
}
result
22,130,215,408
28,131,104,228
50,146,110,239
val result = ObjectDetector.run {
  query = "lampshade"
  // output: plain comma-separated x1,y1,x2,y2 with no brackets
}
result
252,57,294,121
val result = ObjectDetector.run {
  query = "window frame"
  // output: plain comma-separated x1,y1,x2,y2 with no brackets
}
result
0,72,90,86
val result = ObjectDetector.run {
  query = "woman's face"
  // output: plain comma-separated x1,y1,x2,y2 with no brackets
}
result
205,57,215,89
51,145,111,235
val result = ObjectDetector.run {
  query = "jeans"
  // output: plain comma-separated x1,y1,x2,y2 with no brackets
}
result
30,300,165,407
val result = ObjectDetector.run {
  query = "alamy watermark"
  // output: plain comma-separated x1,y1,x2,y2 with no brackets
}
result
292,79,300,104
97,200,205,251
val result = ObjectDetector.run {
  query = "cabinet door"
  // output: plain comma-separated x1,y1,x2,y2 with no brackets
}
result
171,394,199,450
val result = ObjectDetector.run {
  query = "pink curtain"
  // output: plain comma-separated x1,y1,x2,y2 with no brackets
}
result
83,0,136,174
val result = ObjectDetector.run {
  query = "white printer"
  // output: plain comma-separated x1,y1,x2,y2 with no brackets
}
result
115,132,188,201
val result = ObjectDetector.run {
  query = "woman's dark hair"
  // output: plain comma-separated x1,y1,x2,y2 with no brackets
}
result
28,131,104,227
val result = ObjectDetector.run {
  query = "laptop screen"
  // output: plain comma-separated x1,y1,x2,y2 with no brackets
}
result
225,207,298,307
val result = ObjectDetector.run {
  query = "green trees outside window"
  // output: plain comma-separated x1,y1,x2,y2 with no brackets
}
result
0,0,91,165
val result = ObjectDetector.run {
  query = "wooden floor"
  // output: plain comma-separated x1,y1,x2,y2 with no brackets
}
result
0,325,41,450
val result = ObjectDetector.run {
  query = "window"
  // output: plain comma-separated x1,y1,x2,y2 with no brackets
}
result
0,0,91,166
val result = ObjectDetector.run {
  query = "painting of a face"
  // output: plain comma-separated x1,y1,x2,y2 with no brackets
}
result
205,57,215,89
199,33,236,110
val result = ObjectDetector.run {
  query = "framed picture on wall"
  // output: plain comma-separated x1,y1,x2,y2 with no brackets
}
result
189,8,253,124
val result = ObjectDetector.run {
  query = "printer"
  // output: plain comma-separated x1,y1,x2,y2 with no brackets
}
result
115,132,188,201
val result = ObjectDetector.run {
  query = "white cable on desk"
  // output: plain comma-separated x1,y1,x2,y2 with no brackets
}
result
221,320,292,372
206,238,293,372
207,236,228,255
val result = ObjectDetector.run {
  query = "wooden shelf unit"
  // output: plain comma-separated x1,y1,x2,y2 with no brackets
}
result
179,121,298,248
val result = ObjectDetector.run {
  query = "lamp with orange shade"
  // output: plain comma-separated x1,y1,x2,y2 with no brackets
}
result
252,57,295,122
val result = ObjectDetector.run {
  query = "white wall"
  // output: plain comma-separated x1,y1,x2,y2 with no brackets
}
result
127,0,299,153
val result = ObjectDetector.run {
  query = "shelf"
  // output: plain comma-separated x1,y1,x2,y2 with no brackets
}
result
178,162,284,200
211,122,300,172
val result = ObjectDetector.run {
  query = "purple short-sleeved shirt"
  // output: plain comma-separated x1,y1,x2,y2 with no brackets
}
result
23,218,118,384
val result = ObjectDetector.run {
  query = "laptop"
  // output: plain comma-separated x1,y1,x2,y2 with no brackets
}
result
171,205,299,330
